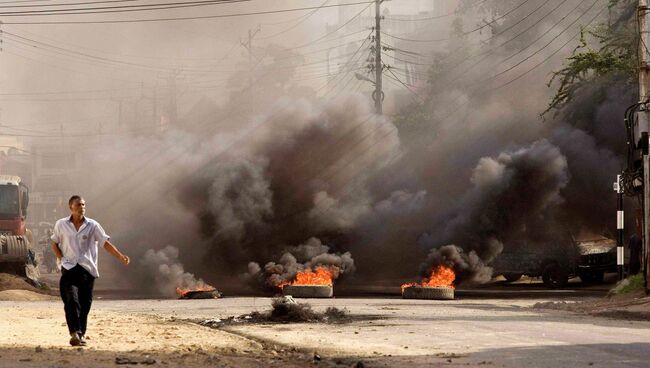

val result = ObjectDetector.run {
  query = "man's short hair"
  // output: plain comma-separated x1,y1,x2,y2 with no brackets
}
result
69,195,83,207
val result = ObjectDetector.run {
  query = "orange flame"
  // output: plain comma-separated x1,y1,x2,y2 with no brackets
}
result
401,265,456,292
175,286,216,298
278,266,334,289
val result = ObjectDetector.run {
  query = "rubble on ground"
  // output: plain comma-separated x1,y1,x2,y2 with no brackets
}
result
198,296,351,327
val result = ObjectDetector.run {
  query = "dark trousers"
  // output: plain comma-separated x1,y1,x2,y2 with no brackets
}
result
59,265,95,336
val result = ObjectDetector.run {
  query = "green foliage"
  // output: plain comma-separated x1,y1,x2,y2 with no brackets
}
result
610,273,645,295
544,0,637,117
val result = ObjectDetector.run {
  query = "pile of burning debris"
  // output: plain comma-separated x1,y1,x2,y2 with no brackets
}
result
198,296,349,327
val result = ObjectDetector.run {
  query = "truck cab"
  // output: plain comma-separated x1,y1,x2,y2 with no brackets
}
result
0,175,29,236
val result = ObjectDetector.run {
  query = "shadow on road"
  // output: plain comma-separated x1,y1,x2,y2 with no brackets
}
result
355,343,650,368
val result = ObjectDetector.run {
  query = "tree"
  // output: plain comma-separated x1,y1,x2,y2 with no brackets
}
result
544,0,637,117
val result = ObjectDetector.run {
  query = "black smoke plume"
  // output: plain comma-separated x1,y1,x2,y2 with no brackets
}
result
247,237,356,291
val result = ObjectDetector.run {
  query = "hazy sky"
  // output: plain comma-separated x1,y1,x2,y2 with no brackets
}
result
0,0,455,142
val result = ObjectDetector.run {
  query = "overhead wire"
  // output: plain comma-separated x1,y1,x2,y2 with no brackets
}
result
257,0,329,40
424,0,608,129
478,0,603,85
0,0,373,24
383,0,489,22
0,0,172,9
442,0,582,80
291,2,609,228
0,0,249,16
381,0,536,43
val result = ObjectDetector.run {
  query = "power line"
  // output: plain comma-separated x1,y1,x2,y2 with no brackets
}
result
293,3,608,230
424,0,589,90
381,0,536,43
287,3,371,51
384,68,422,101
383,0,489,22
479,0,603,86
0,0,153,9
319,31,372,97
391,0,601,105
257,0,329,40
0,0,248,16
443,0,580,79
1,41,147,84
487,2,607,91
428,0,607,129
0,0,374,24
3,28,362,76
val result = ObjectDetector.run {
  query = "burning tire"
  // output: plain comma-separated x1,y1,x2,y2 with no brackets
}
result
282,284,333,298
402,286,454,300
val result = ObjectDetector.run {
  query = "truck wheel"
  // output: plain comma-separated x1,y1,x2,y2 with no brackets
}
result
580,271,604,284
503,273,523,283
542,263,568,288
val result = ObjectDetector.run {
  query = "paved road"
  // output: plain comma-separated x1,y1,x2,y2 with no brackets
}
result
7,292,648,367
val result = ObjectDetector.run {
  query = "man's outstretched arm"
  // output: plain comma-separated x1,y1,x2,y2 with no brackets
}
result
103,241,130,266
52,242,62,259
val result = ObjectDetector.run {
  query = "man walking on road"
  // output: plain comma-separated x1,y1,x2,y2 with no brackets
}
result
51,195,130,346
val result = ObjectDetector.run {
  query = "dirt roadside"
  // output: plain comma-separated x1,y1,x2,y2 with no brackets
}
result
0,273,57,301
533,290,650,320
0,304,363,368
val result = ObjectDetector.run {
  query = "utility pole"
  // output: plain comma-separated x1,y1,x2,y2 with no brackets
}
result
639,0,650,292
373,0,384,115
615,175,624,280
240,25,260,101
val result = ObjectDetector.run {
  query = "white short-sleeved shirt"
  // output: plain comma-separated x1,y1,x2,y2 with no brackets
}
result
51,216,110,278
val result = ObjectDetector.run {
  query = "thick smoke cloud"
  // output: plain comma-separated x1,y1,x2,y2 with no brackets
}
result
418,140,570,283
176,95,400,279
247,237,356,291
58,0,625,292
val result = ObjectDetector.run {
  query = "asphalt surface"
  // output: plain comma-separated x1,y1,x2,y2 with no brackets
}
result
23,273,649,367
5,285,648,367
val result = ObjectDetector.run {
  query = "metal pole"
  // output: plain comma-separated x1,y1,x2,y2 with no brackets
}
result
374,0,383,115
640,0,649,102
640,0,650,293
615,175,625,280
643,135,650,289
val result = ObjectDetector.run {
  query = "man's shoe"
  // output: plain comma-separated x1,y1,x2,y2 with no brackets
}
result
79,335,87,346
69,332,81,346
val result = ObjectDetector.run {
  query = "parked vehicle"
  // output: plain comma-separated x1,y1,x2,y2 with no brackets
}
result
493,236,616,288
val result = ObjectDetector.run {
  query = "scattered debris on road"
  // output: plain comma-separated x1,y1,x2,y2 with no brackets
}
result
198,296,353,328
